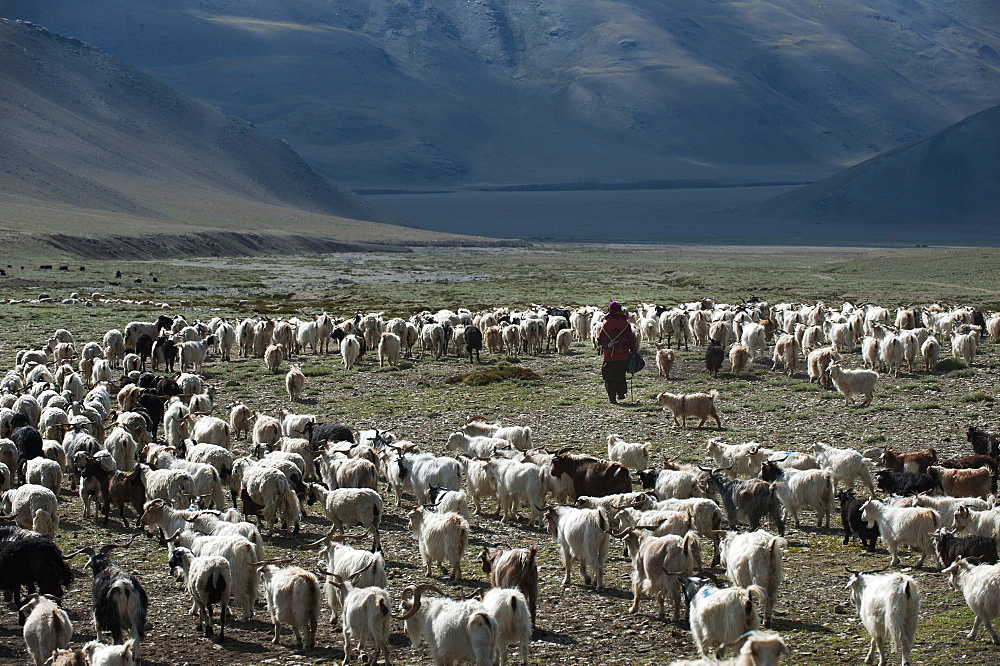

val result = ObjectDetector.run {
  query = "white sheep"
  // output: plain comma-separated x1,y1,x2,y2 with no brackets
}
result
827,361,877,406
258,564,322,651
408,507,470,582
1,484,59,536
21,593,73,666
607,434,651,470
845,570,920,665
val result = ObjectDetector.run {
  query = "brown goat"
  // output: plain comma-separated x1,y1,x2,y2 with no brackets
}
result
480,545,539,628
928,465,994,500
880,447,938,474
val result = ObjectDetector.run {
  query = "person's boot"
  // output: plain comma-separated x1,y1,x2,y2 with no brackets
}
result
606,384,618,404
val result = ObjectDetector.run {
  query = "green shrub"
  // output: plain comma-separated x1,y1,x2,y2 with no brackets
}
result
444,366,542,386
958,391,994,403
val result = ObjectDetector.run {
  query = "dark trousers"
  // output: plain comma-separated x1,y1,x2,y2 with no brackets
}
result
601,360,628,401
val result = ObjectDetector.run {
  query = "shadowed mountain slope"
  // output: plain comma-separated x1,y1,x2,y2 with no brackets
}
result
0,19,515,257
747,105,1000,228
4,0,999,188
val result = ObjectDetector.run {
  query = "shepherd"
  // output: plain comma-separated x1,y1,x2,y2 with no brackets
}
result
597,301,638,404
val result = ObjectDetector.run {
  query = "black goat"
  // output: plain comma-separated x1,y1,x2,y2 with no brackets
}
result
73,542,148,660
874,469,935,496
705,338,724,378
837,489,879,552
967,425,1000,459
304,421,354,450
932,527,998,567
152,336,177,373
0,527,73,624
135,391,165,440
705,469,784,535
12,425,44,484
463,326,483,364
156,375,181,397
135,334,154,371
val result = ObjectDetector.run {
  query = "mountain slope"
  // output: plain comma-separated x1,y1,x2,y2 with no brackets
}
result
746,104,1000,227
3,0,999,188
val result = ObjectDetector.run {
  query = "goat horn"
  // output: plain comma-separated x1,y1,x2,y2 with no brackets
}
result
610,527,633,539
533,503,552,513
65,546,95,558
555,446,579,455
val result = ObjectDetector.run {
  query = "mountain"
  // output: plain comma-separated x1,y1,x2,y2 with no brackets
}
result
745,104,1000,229
0,18,511,258
3,0,999,189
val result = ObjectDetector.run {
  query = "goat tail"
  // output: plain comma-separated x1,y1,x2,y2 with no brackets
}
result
887,578,920,653
708,390,719,400
745,584,766,626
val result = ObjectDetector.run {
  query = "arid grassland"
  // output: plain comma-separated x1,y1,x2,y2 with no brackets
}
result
1,245,998,666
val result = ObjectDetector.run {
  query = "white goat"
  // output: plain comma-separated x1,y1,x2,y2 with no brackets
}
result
488,457,546,525
258,564,322,651
1,484,59,536
721,530,785,628
860,499,939,567
167,546,232,638
407,507,469,582
21,594,73,666
941,558,1000,645
24,457,62,496
828,361,878,407
285,364,305,401
685,577,763,659
811,442,875,494
542,505,611,591
622,530,700,622
482,587,532,666
401,589,499,666
845,570,920,666
607,434,651,470
309,485,383,552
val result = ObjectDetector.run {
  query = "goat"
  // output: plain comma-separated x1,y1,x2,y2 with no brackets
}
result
0,527,75,625
967,425,1000,459
400,585,498,666
705,470,784,536
71,543,148,662
619,529,700,622
607,434,651,471
684,576,764,659
811,442,876,494
941,557,1000,645
657,391,722,428
827,361,877,406
541,504,611,591
927,465,994,499
758,460,832,529
705,339,724,378
931,527,998,568
1,484,59,536
167,546,231,637
407,507,469,582
860,499,939,567
845,568,919,666
482,587,532,666
720,530,785,628
837,489,879,552
300,529,387,624
549,450,630,500
879,447,938,474
480,546,539,628
21,593,73,666
328,577,423,665
874,469,935,497
257,564,322,651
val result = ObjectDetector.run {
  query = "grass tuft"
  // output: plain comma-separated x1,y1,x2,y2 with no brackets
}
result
444,366,542,386
958,391,994,403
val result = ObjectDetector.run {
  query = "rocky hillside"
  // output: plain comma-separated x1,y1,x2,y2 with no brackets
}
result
4,0,999,188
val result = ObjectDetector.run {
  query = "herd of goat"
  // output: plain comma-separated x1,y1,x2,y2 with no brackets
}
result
0,296,998,666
